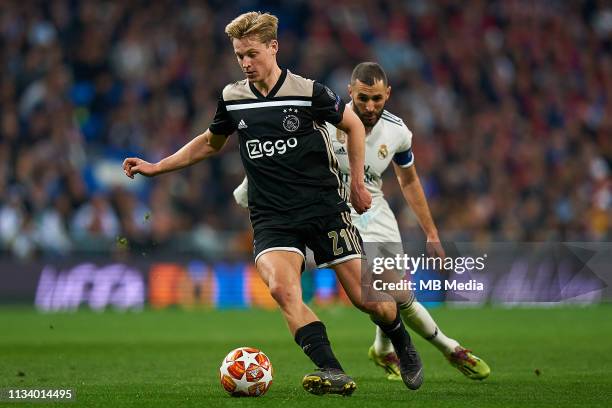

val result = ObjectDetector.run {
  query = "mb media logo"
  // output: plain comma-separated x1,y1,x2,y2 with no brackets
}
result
246,138,298,159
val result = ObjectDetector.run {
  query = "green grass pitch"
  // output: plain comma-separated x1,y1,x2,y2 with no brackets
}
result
1,305,611,407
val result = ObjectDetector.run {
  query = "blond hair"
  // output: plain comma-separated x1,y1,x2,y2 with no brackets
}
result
225,12,278,43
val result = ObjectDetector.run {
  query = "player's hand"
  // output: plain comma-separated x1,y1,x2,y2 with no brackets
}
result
426,236,446,259
123,157,159,178
350,181,372,214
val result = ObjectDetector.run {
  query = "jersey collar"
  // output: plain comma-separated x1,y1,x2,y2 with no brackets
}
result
249,68,287,99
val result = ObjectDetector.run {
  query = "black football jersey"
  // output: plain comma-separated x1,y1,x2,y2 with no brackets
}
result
209,69,349,228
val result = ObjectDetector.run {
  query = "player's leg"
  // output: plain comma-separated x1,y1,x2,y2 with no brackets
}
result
357,201,490,380
256,250,318,334
399,298,490,379
256,250,356,395
332,258,423,390
310,212,423,390
399,298,458,354
352,206,404,380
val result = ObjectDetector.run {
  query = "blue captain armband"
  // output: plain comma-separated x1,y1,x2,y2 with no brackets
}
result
392,148,414,168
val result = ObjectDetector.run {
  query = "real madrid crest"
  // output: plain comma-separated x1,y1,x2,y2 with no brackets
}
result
378,144,388,159
282,108,300,132
336,129,346,144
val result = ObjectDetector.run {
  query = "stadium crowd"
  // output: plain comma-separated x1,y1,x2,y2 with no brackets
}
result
0,0,610,259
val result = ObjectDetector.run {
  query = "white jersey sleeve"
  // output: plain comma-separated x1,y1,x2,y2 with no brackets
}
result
391,124,414,168
233,177,249,208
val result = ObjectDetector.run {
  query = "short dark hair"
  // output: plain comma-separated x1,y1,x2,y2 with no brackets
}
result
350,62,388,87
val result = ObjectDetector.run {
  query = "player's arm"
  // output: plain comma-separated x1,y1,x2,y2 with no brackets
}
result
312,81,370,213
335,108,371,213
393,163,445,257
123,130,227,178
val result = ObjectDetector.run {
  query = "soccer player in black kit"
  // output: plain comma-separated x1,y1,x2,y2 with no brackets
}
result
123,11,423,395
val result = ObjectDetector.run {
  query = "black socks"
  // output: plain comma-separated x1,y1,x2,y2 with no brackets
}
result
295,321,343,370
373,307,412,356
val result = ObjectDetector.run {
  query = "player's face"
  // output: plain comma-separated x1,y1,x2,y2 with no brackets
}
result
348,79,391,128
233,36,278,83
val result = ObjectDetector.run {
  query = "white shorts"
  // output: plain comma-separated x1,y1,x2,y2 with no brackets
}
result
349,197,401,243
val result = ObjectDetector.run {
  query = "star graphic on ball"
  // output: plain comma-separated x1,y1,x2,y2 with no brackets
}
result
236,350,261,368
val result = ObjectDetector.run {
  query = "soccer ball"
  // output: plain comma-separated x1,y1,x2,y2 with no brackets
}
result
219,347,273,397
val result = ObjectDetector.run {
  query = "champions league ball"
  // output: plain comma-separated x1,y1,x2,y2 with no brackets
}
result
219,347,273,397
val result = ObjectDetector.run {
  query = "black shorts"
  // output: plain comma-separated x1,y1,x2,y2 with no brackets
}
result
253,211,364,268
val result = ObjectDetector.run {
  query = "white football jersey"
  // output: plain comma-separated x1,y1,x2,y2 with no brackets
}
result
327,105,414,200
327,105,415,242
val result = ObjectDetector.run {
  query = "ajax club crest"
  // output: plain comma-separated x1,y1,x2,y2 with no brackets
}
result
282,108,300,132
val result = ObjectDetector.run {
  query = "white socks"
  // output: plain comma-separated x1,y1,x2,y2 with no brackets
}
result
373,326,395,354
373,301,459,356
400,301,459,355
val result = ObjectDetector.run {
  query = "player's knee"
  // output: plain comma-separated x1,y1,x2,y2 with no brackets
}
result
360,301,399,322
268,284,301,309
353,299,384,315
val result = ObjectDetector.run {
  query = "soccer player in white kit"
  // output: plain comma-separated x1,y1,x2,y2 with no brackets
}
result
234,62,490,381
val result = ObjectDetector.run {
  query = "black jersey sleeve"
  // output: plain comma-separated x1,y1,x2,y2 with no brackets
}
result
312,82,346,125
209,97,236,136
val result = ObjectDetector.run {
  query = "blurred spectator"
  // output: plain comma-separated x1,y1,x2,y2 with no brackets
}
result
0,0,609,259
71,194,119,240
36,194,72,255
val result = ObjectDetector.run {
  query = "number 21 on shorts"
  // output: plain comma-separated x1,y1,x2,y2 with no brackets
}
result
328,228,353,256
